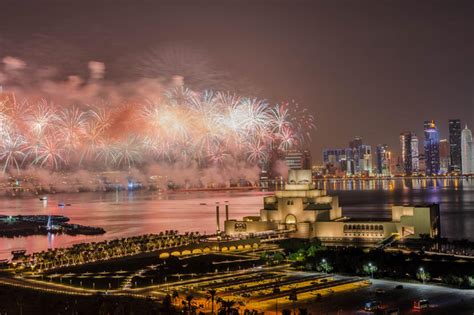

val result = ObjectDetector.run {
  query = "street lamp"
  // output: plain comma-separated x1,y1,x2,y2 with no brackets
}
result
273,286,280,315
418,267,426,284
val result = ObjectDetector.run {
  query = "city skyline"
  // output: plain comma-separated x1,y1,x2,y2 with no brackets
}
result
320,118,474,176
0,0,473,162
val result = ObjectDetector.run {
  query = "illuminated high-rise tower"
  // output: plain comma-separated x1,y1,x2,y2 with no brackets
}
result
349,136,363,174
376,144,391,176
359,144,372,176
424,120,440,176
461,125,473,174
411,135,420,173
284,149,311,170
400,132,419,175
439,139,450,174
449,119,462,173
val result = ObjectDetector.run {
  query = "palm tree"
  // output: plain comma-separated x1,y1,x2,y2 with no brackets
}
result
273,285,281,314
185,294,195,314
289,289,298,315
163,294,172,312
208,289,217,314
172,290,179,306
218,299,239,315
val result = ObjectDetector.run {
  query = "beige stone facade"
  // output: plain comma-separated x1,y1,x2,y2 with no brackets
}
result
225,170,440,244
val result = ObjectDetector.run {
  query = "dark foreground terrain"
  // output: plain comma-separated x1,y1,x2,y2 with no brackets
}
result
0,284,172,315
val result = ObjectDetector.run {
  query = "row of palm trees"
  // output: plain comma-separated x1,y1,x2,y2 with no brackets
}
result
165,289,244,315
16,231,202,271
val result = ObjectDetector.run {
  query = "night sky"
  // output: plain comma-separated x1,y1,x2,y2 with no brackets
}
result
1,0,473,163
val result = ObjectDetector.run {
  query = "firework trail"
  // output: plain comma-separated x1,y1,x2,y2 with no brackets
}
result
0,86,314,173
137,44,231,91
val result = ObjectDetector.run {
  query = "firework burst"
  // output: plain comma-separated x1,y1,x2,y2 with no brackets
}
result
0,86,314,173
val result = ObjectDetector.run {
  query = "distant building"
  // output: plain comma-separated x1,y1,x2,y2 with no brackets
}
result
461,125,473,174
284,149,311,170
424,120,440,176
391,156,404,176
349,137,363,174
411,136,420,174
302,149,312,169
339,148,355,175
418,154,426,174
259,165,270,188
376,144,391,176
400,132,419,175
449,119,462,173
359,144,373,176
323,149,337,168
439,139,450,174
311,165,326,177
323,148,354,176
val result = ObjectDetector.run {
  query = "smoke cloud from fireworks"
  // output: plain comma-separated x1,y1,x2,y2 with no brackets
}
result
0,54,314,186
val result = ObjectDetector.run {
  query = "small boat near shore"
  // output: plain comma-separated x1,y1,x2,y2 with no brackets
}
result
39,196,48,201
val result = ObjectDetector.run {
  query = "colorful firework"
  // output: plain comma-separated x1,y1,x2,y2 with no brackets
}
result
0,87,314,173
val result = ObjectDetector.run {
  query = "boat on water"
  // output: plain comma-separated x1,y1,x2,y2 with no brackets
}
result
39,196,48,201
58,202,65,207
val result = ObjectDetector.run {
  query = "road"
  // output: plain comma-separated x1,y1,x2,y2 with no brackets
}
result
291,279,474,315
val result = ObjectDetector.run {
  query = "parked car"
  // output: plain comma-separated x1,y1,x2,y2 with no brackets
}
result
413,299,429,310
364,300,382,312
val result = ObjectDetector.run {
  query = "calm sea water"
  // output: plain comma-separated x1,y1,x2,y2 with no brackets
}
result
0,177,472,259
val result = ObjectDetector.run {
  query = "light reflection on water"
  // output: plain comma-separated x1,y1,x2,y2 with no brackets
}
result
0,177,472,259
317,177,470,192
321,177,473,242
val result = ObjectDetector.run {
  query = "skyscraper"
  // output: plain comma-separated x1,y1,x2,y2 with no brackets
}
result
449,119,462,173
322,148,354,176
359,144,373,176
400,132,419,175
376,144,391,176
349,136,363,174
284,149,306,170
461,125,473,174
341,148,355,175
411,135,420,174
424,120,440,176
439,139,450,174
302,149,312,169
